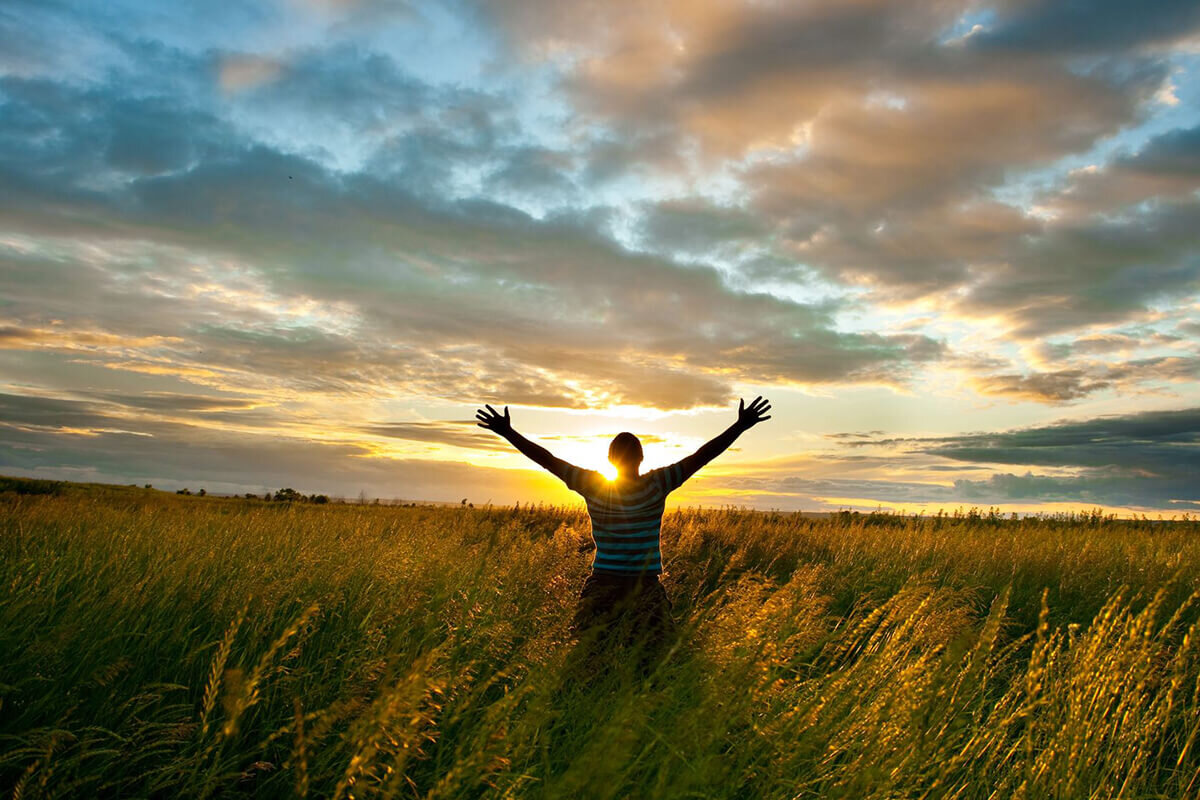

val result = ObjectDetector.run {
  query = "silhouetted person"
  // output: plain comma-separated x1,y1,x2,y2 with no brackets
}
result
476,397,772,667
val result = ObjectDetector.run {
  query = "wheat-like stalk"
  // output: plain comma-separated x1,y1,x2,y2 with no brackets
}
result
222,602,320,738
199,604,246,738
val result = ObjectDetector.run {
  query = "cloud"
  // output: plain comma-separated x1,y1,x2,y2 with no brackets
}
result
0,420,556,503
869,406,1200,476
227,43,501,144
971,0,1200,53
953,471,1200,511
1035,331,1183,361
700,473,959,509
825,430,888,441
1046,124,1200,219
969,370,1113,403
965,351,1200,403
473,0,1198,353
0,389,565,502
638,198,767,255
217,54,283,92
1117,125,1200,176
0,389,273,435
0,391,123,432
484,146,577,199
79,391,261,414
0,57,946,411
359,420,511,452
803,406,1200,509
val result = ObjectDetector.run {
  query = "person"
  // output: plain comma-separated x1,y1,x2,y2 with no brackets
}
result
475,396,772,662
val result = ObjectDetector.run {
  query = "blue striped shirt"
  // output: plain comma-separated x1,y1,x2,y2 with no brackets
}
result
554,462,689,575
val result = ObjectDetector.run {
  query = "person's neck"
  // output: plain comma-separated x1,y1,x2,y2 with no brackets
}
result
616,468,640,480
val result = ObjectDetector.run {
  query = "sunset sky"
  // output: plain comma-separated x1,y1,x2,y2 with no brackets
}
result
2,0,1199,512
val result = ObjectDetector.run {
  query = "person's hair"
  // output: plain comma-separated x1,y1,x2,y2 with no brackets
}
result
608,432,643,468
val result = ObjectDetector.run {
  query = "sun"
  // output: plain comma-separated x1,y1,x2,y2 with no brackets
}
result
599,462,617,481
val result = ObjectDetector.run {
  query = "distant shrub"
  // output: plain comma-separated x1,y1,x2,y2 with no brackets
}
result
269,488,329,504
0,476,65,496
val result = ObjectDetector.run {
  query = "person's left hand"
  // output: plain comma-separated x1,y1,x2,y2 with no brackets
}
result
736,396,772,430
476,404,513,436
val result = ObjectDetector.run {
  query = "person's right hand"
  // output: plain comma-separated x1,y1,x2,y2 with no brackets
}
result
476,404,513,436
736,396,772,430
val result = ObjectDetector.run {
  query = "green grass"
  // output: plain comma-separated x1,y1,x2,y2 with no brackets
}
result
2,483,1199,798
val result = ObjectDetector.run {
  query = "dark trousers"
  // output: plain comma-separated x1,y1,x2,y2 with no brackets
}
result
569,572,675,665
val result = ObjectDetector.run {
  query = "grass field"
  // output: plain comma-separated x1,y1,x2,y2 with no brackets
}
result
2,480,1200,798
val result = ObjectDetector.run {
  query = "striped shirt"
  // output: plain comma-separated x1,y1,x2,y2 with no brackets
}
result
554,462,689,576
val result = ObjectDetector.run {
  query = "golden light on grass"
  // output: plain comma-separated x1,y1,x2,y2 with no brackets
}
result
4,483,1200,798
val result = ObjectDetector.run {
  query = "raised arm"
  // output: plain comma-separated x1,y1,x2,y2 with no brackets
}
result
671,396,772,486
475,404,573,476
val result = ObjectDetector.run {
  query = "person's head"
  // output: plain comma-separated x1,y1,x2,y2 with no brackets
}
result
608,431,643,476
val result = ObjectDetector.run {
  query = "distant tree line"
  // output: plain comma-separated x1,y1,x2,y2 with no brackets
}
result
174,487,330,503
0,476,64,495
265,487,330,504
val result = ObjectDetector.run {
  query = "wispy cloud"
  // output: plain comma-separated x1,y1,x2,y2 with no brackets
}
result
360,420,512,452
815,407,1200,510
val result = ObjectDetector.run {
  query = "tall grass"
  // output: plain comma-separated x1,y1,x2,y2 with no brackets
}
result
2,489,1199,798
